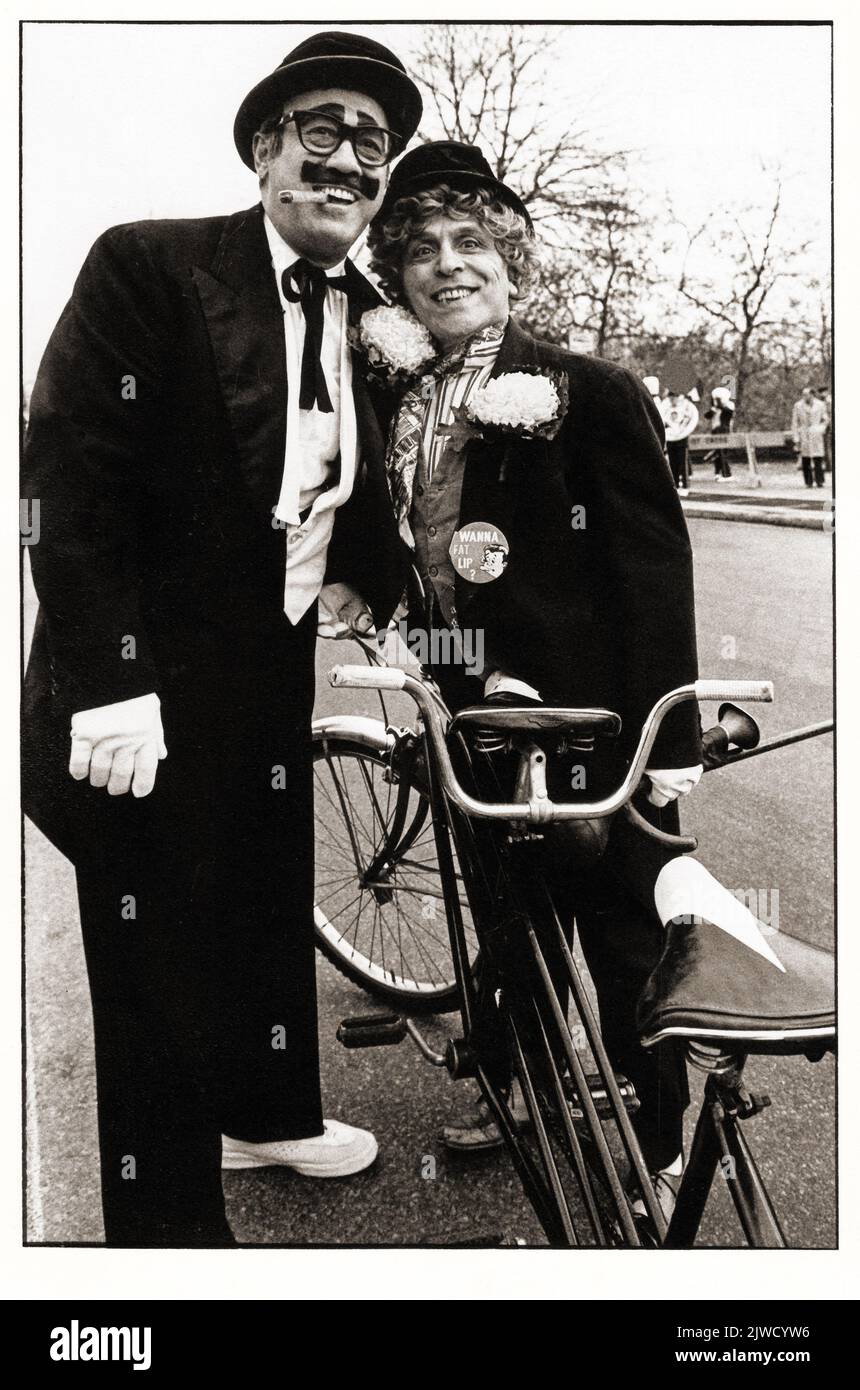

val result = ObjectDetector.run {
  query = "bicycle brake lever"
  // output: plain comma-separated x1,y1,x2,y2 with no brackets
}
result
621,799,698,851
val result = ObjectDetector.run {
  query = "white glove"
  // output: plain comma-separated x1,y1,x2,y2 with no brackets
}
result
318,582,375,639
69,692,167,798
645,764,703,807
484,670,543,701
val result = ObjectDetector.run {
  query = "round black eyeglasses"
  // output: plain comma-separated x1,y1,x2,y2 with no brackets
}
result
281,110,401,168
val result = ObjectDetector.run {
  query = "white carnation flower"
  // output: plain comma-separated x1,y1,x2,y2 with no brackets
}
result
359,306,436,375
468,373,561,432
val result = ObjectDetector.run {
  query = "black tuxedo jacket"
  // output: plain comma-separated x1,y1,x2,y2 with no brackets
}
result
392,318,702,769
22,203,405,861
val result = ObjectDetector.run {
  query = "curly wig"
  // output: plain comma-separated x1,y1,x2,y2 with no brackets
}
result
368,183,537,304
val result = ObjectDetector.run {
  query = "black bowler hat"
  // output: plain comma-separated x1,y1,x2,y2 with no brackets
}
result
375,140,532,228
233,31,423,170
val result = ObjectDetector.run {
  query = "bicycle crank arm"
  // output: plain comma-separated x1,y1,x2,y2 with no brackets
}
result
405,1019,448,1066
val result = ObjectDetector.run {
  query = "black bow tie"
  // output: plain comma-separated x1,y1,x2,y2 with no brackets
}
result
282,259,350,413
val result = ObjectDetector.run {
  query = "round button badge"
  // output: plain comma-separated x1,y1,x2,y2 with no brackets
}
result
449,522,510,584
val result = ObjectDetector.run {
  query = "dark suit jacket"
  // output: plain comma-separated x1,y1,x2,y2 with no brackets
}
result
22,203,406,862
396,317,702,769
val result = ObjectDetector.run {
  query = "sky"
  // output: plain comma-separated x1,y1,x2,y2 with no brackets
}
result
22,20,831,378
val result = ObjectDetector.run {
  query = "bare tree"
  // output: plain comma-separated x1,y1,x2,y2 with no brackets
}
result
404,24,658,355
808,277,833,383
409,24,620,223
524,193,658,356
675,177,814,423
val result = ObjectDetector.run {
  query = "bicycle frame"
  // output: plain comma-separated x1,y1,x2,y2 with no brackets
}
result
421,740,627,1245
665,1050,786,1248
326,663,831,1247
403,681,684,1245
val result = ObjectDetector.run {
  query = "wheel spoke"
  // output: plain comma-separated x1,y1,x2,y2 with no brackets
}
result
320,888,367,929
317,758,367,873
392,888,447,985
315,882,363,910
357,758,394,844
312,740,478,998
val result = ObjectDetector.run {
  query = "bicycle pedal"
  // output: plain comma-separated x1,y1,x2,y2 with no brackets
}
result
564,1072,639,1119
336,1013,407,1048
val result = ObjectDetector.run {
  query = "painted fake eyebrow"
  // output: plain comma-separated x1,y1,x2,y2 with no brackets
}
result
307,102,385,125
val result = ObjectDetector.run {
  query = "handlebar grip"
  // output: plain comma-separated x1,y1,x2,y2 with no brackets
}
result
329,664,408,691
693,680,774,703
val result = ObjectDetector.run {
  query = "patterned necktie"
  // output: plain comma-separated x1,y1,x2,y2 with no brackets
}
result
384,325,505,543
386,380,429,546
282,259,350,412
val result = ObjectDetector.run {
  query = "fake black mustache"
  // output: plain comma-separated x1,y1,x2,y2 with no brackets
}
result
300,161,380,202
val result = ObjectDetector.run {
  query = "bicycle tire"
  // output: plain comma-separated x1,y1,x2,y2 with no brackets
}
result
313,732,479,1013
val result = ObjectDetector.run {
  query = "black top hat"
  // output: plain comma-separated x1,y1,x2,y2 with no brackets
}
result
233,31,423,170
374,141,532,229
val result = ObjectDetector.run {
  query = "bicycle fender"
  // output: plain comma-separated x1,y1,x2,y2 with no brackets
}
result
312,715,396,758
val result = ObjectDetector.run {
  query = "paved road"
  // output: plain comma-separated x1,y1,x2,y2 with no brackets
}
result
24,519,834,1247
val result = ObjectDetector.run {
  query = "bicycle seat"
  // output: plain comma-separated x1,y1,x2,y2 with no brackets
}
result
450,706,622,739
636,918,835,1056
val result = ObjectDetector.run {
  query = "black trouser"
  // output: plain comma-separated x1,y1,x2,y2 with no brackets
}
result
801,455,825,488
666,440,690,489
71,608,323,1246
712,448,732,478
429,658,689,1172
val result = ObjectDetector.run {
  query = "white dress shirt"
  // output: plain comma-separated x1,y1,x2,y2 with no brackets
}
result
263,214,359,623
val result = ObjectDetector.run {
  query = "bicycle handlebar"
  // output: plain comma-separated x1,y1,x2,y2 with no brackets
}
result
330,665,408,692
693,680,773,702
328,667,773,825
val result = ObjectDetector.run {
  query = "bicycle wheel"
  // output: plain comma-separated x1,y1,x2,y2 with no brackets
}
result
313,732,479,1013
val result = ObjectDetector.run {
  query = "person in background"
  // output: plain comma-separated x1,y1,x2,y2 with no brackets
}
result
661,390,699,492
819,387,833,474
642,374,660,401
703,387,734,479
792,386,828,488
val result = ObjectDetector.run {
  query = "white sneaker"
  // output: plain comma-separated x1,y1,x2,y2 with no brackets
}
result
221,1120,378,1177
630,1153,684,1223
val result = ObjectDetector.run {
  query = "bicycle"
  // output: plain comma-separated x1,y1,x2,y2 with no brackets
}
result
312,662,835,1247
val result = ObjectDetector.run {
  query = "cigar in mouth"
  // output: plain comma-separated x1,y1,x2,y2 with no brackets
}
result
278,189,330,204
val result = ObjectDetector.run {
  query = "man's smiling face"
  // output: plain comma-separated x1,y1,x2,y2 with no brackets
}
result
254,87,389,266
401,212,513,349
